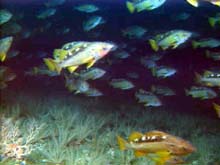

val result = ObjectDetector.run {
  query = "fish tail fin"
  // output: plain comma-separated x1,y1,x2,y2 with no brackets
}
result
43,58,62,74
126,1,135,13
117,136,127,151
184,88,189,96
192,41,199,49
205,50,210,57
213,103,220,118
208,17,216,27
186,0,199,7
151,66,157,77
211,1,220,7
194,72,202,84
149,39,159,51
0,52,6,62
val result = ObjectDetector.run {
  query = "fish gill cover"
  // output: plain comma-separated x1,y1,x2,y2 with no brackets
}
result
0,0,220,165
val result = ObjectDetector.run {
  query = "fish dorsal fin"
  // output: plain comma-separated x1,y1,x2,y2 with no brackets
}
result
128,132,143,142
186,0,199,7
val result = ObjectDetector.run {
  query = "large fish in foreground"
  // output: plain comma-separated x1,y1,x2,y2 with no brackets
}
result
117,130,196,165
44,41,116,74
186,0,220,7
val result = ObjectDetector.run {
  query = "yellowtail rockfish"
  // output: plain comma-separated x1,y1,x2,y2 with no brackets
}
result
0,66,16,89
0,9,12,25
44,41,116,74
135,89,162,107
186,0,220,7
208,13,220,28
149,30,192,51
192,38,220,49
109,78,135,90
79,67,106,80
0,36,13,62
117,130,196,165
74,4,99,13
206,50,220,61
151,85,176,96
185,86,217,99
195,70,220,87
126,0,166,13
151,65,177,78
83,16,105,32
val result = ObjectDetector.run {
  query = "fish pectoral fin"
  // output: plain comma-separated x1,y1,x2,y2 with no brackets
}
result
0,52,6,62
86,60,96,68
186,0,199,7
67,66,78,73
117,136,127,151
151,151,171,165
43,58,62,74
128,132,143,141
134,150,147,157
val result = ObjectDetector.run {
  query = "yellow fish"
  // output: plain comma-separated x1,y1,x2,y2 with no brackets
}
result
44,41,116,74
117,130,196,165
186,0,220,7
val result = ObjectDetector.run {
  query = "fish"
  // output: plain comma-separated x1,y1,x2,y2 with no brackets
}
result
117,130,196,165
0,66,16,89
195,71,220,87
122,25,147,39
44,41,116,74
206,50,220,61
109,78,134,90
0,9,12,25
74,4,99,13
1,22,22,36
113,50,130,59
79,67,106,80
208,13,220,27
185,86,217,99
186,0,220,7
84,88,103,97
213,103,220,118
135,89,162,107
151,65,177,78
192,38,220,49
65,74,90,94
171,12,191,22
37,8,56,19
151,85,176,96
149,30,192,51
25,66,59,77
0,36,13,62
126,0,166,13
83,16,105,32
126,72,139,79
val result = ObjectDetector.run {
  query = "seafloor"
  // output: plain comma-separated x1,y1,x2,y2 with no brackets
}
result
1,84,220,165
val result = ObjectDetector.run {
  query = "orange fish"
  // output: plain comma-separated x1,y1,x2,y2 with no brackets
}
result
117,130,196,165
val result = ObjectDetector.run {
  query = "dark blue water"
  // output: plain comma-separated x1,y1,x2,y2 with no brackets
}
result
1,0,220,117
